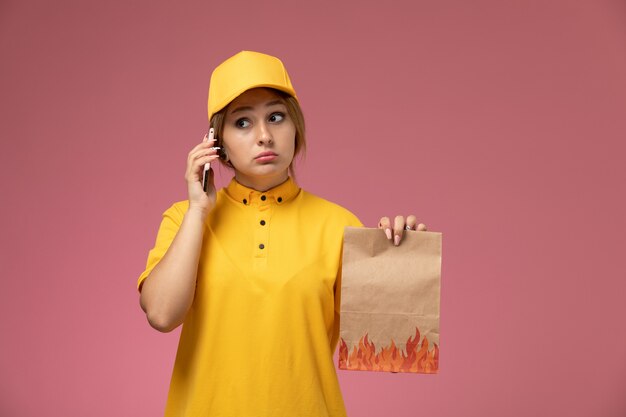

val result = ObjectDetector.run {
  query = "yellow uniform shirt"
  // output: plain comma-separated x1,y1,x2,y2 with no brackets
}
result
138,177,362,417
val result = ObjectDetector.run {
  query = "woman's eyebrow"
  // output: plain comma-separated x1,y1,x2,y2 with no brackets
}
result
230,100,285,114
230,106,253,114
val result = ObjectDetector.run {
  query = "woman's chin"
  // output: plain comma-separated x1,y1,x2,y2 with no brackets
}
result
236,164,290,180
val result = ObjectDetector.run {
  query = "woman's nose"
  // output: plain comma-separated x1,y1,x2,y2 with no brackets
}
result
257,122,273,145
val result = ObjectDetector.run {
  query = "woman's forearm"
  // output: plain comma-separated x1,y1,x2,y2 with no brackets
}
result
139,207,207,332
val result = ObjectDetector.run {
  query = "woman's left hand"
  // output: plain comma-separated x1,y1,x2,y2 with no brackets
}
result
378,215,427,246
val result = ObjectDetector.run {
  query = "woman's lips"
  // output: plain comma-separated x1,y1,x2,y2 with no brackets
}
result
255,152,277,162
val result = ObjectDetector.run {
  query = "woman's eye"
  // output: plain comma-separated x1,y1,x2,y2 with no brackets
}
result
236,118,250,128
268,113,284,123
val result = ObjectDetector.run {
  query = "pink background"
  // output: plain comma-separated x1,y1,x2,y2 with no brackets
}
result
1,0,625,416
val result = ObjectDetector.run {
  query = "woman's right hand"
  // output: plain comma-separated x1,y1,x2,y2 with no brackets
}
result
185,132,221,216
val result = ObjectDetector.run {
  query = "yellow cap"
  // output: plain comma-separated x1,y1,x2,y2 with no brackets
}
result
207,51,298,121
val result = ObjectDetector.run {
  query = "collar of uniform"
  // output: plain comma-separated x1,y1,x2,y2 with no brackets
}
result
225,176,300,206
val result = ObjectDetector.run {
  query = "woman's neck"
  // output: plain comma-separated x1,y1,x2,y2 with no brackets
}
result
234,170,289,192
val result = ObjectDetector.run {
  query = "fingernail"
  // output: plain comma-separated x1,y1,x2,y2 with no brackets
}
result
385,228,392,240
394,235,400,246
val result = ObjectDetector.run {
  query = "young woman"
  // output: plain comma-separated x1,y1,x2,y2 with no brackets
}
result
138,51,427,417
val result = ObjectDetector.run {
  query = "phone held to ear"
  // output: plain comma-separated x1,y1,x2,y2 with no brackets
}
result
203,128,218,193
202,127,228,192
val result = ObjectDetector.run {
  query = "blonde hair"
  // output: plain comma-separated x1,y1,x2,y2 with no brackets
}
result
209,89,306,178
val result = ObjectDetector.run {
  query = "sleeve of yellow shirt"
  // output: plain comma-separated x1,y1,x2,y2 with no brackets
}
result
330,214,364,353
137,201,187,292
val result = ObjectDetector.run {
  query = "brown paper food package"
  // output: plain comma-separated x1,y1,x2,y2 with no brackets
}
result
338,227,442,374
